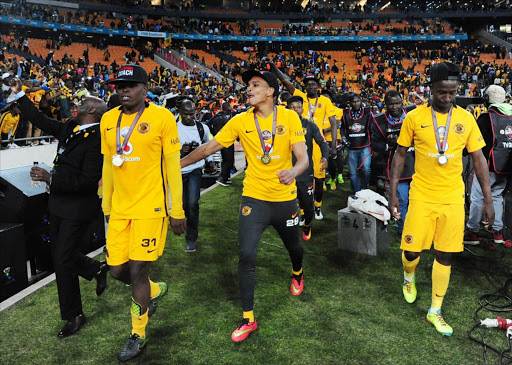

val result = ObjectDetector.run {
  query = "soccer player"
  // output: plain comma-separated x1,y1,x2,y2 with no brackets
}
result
265,57,337,220
100,65,186,361
286,95,329,240
389,62,494,336
181,70,308,342
321,90,345,190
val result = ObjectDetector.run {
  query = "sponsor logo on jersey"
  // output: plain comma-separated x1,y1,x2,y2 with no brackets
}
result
123,142,133,155
137,121,151,135
505,125,512,139
262,130,272,141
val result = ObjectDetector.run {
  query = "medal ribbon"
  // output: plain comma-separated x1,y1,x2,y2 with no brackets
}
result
116,106,146,155
307,96,319,121
254,106,277,157
431,106,453,155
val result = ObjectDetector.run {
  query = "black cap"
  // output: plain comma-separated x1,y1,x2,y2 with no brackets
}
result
242,70,280,97
304,74,319,84
111,64,148,84
286,96,304,106
429,62,460,83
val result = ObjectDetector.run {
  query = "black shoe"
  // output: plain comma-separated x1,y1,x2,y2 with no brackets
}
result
58,314,86,338
216,178,229,187
95,260,109,296
118,334,147,362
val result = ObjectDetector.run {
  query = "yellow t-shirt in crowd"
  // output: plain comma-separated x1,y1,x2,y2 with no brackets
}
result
215,105,305,202
0,111,20,134
293,89,336,130
323,105,342,142
397,105,485,205
100,103,181,219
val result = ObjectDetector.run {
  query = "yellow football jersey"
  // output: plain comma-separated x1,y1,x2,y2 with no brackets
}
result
397,105,485,205
100,103,181,219
215,105,305,202
293,89,336,130
323,105,342,142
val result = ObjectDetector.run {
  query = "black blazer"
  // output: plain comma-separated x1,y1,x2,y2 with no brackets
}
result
18,95,103,221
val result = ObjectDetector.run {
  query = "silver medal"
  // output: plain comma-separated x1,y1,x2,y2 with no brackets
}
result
112,154,124,167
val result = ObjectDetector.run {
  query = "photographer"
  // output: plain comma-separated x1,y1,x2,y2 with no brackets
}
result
371,90,416,235
178,99,217,252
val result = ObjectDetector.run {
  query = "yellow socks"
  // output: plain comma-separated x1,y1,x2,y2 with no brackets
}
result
131,298,148,338
292,268,303,276
300,209,304,216
431,260,451,310
243,310,255,323
149,280,160,299
402,251,419,281
314,200,322,208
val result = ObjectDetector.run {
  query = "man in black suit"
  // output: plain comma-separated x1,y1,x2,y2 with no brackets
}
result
10,78,109,338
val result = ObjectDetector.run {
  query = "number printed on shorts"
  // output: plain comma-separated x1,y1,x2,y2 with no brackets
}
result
286,217,299,227
142,238,157,247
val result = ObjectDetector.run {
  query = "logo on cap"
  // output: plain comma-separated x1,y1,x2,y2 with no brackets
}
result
118,67,134,77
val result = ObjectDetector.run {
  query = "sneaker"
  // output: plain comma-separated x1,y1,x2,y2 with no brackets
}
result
504,240,512,248
299,216,305,226
337,174,344,184
148,282,168,318
226,178,233,184
186,240,197,253
231,318,258,342
329,180,336,190
326,177,333,185
314,207,323,220
402,276,417,304
290,273,304,296
216,178,229,187
40,140,49,145
118,334,147,362
426,310,453,336
302,225,311,241
493,229,504,244
463,230,480,245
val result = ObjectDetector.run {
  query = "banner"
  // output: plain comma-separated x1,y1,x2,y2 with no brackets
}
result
0,16,468,42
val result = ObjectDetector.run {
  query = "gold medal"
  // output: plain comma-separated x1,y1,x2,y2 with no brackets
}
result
261,155,271,164
112,154,124,166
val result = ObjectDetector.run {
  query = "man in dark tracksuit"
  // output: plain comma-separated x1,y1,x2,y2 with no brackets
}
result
287,96,329,240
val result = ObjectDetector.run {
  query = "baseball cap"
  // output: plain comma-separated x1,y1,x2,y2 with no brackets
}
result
429,62,460,83
286,95,304,106
242,70,280,97
1,72,11,80
111,64,148,84
485,85,506,104
304,74,319,84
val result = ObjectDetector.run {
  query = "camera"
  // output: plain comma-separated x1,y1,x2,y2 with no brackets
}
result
181,141,200,157
385,125,401,149
341,137,351,148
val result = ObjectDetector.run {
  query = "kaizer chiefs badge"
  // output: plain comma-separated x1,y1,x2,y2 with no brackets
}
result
241,206,252,216
138,122,151,135
404,235,415,244
302,128,307,136
453,123,465,135
276,124,286,135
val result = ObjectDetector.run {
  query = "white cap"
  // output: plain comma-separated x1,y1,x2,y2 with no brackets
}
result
485,85,506,104
1,72,11,79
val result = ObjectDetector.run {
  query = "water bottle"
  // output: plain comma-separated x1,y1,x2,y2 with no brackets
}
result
31,161,42,188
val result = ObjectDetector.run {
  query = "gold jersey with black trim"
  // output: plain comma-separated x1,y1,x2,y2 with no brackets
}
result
397,105,485,205
100,103,181,219
215,105,305,202
293,89,336,129
323,105,342,141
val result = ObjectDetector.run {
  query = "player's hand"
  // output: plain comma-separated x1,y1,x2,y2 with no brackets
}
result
170,217,187,235
388,195,401,220
30,166,51,183
9,78,22,94
261,56,274,66
277,169,295,185
482,201,495,230
320,157,328,171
